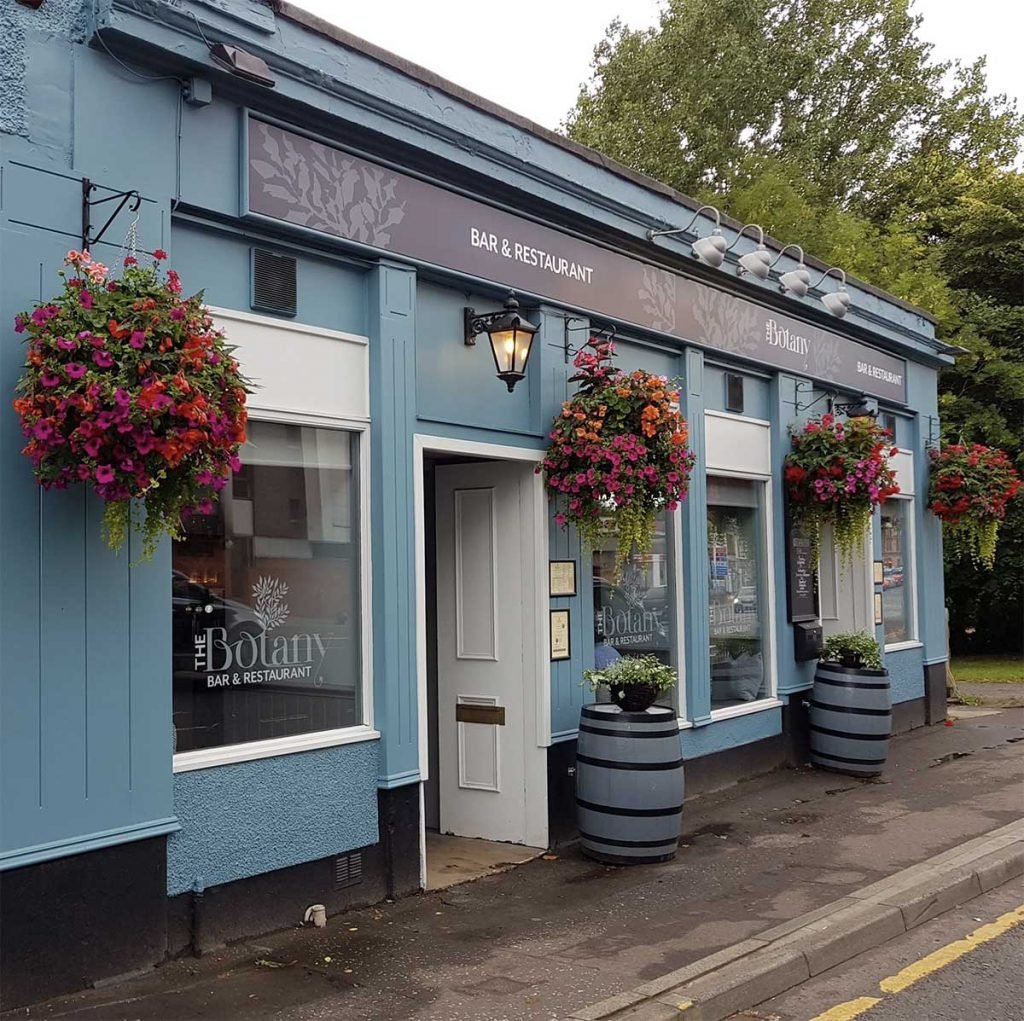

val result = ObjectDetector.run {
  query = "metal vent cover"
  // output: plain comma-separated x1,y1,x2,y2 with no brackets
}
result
251,248,297,316
334,851,363,890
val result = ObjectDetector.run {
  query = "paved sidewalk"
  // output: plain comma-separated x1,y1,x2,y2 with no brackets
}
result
6,710,1023,1021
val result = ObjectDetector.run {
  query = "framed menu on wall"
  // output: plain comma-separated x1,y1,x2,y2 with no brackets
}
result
785,520,819,623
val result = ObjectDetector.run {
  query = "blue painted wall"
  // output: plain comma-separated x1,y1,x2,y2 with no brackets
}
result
886,646,925,706
168,741,379,895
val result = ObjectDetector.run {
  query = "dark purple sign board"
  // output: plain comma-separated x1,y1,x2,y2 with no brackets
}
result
246,118,907,402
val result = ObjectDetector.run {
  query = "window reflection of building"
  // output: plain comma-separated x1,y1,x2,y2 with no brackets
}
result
592,512,673,667
707,477,768,709
172,421,361,754
881,499,911,645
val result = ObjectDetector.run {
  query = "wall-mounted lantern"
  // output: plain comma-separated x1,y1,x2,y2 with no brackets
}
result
464,291,539,393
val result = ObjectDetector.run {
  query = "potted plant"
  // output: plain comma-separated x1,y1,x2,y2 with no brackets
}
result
584,653,677,711
576,653,684,865
12,249,251,560
928,443,1020,568
784,413,900,564
541,336,695,577
821,631,884,671
810,631,891,777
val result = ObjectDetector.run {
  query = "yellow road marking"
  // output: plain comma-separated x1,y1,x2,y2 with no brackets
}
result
879,902,1024,994
808,995,882,1021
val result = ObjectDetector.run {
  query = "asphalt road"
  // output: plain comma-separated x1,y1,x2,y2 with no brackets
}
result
737,880,1024,1021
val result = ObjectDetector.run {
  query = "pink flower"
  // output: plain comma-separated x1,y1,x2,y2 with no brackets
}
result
14,315,26,333
170,306,185,321
123,255,137,267
93,350,114,368
79,290,93,309
129,330,146,349
41,371,61,388
95,465,115,484
166,269,182,294
65,362,87,379
56,336,77,351
153,249,167,261
33,420,54,440
84,437,103,457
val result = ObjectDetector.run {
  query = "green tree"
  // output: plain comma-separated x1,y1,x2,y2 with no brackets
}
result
566,0,1020,207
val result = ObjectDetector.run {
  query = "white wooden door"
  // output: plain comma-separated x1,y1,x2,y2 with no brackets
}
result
434,461,531,844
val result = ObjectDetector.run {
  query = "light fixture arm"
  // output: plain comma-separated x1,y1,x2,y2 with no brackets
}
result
768,243,806,269
647,204,722,241
724,223,765,252
808,266,846,290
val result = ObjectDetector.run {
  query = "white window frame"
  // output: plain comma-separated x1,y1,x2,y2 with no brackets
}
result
881,493,920,651
172,410,377,774
706,469,782,720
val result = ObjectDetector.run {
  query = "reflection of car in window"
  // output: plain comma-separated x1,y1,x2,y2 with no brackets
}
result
172,571,263,671
732,585,757,610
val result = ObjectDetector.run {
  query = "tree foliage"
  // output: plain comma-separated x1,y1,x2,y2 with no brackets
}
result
566,0,1023,652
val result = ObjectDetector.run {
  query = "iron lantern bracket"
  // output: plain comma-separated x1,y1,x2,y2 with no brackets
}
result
82,177,142,252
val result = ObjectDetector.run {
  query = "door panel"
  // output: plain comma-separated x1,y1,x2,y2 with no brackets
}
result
435,461,529,843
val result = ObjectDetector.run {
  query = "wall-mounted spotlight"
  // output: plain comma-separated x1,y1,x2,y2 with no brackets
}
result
647,204,727,268
727,224,771,280
810,266,851,318
769,244,812,297
464,291,539,393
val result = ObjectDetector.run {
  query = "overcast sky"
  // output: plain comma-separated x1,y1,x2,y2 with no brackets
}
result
291,0,1021,131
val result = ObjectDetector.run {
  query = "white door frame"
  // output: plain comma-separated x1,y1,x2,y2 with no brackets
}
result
413,435,550,886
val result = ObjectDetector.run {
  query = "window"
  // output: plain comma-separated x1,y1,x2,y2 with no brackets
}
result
172,420,362,754
708,477,771,709
880,499,913,645
593,512,675,670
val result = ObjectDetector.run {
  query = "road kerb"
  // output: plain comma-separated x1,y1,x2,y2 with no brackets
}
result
565,826,1024,1021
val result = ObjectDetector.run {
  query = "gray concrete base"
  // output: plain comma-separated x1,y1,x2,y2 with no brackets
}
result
567,819,1024,1021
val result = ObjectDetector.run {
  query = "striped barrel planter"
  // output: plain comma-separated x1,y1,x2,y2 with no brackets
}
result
809,661,892,777
575,703,684,864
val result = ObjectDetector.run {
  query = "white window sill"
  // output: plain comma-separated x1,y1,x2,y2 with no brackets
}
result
173,725,381,774
884,640,923,653
710,697,784,722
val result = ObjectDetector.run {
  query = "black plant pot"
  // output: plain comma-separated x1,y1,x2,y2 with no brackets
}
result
609,683,660,712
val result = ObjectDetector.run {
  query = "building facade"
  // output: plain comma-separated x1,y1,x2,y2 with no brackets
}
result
0,0,952,1007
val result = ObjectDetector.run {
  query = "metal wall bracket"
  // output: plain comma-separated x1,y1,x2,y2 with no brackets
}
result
82,178,142,252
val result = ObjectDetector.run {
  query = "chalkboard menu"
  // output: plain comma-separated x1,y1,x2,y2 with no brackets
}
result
785,522,818,622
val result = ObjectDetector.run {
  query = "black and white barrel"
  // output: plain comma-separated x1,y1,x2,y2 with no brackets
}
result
809,662,892,777
575,704,685,864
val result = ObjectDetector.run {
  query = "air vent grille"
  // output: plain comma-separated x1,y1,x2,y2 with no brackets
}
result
334,851,363,890
252,248,297,316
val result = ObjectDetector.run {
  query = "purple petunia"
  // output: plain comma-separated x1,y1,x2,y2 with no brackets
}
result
93,350,114,369
65,362,87,379
95,465,115,484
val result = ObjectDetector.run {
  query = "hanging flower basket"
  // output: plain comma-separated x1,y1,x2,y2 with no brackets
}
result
784,413,899,564
540,336,695,574
12,249,251,560
928,443,1020,568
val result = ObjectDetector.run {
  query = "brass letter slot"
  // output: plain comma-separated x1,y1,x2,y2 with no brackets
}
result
456,704,506,726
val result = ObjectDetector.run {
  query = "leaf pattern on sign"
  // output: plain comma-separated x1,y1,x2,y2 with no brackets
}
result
638,266,677,332
691,285,763,354
810,333,842,381
252,576,290,632
251,121,406,246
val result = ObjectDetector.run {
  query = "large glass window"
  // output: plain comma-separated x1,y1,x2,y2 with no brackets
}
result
172,421,362,754
593,512,675,669
880,499,913,645
708,477,770,709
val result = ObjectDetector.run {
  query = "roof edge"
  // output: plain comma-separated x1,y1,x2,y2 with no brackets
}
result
274,2,935,326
